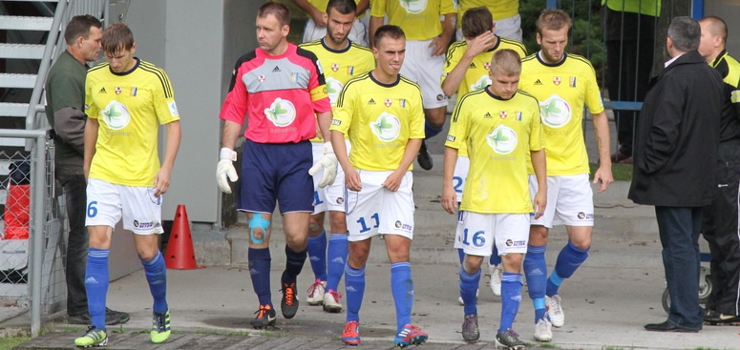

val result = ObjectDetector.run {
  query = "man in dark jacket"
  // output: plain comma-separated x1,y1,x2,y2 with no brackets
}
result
628,16,723,332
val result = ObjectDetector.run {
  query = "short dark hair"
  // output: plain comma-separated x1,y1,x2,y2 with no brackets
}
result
668,16,700,52
536,9,571,36
64,15,102,46
101,23,134,54
374,25,405,48
701,15,728,44
491,49,521,76
326,0,357,16
462,7,492,39
259,1,291,27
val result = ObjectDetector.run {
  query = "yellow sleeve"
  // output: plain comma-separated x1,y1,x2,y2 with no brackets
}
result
584,66,605,115
445,95,468,149
153,70,180,124
84,74,98,120
440,0,457,15
370,0,386,17
330,81,357,135
409,86,425,139
442,44,461,83
529,101,545,151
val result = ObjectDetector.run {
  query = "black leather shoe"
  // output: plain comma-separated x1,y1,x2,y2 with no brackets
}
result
644,320,701,333
67,308,130,325
417,141,433,170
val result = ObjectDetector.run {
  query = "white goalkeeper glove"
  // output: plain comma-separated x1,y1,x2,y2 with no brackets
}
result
217,148,239,194
308,142,338,188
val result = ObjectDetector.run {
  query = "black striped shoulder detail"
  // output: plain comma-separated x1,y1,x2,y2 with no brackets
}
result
451,89,486,122
446,41,467,63
521,53,538,63
139,61,174,99
335,73,372,107
567,53,596,70
516,89,540,105
298,39,322,50
499,37,527,54
88,61,110,74
400,76,422,93
350,42,373,54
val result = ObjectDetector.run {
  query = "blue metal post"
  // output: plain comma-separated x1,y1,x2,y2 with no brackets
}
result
692,0,704,19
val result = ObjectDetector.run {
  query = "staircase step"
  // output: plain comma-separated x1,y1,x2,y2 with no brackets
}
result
0,43,45,60
0,73,37,89
0,15,53,31
0,103,30,117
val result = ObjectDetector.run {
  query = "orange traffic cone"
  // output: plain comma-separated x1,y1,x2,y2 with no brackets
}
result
165,205,200,269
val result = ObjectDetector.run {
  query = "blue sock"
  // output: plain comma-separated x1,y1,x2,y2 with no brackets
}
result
141,251,168,314
326,234,348,292
248,248,272,307
85,248,109,331
547,241,589,297
283,245,307,285
391,262,413,333
457,248,465,265
307,231,328,281
524,245,547,322
459,266,480,316
499,272,523,333
345,264,365,323
424,122,443,139
490,245,501,266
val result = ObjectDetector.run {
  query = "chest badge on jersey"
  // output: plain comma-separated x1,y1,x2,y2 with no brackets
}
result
399,0,428,14
264,98,297,127
486,125,518,155
553,76,561,86
569,76,576,88
331,63,340,72
484,62,491,71
115,86,122,95
370,112,401,142
101,100,131,130
499,111,508,119
384,98,393,107
258,75,266,83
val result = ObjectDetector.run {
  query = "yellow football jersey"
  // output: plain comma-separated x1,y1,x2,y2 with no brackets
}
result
85,60,180,186
446,88,543,213
300,39,375,142
330,73,425,171
442,36,526,156
371,0,457,41
457,0,518,28
519,53,604,176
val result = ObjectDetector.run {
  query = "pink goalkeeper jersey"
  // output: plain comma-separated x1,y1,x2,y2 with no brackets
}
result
219,43,331,143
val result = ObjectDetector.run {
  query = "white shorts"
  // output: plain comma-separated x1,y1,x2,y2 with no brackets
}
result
528,174,594,228
455,14,522,42
400,40,448,109
345,170,415,241
302,18,369,47
85,178,164,235
453,156,469,203
454,211,529,256
312,141,350,214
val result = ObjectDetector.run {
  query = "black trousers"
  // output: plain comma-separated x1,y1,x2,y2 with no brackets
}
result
702,142,740,316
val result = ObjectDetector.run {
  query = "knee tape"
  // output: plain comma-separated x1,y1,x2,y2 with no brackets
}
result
249,213,270,244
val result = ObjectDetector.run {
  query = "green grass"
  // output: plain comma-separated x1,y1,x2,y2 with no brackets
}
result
590,162,632,181
0,335,29,350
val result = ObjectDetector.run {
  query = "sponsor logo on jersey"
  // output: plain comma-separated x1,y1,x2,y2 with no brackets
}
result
101,100,131,130
369,112,401,142
486,125,518,155
368,98,376,105
168,101,179,117
272,66,281,73
264,98,297,127
534,79,542,85
332,119,342,126
484,112,492,119
446,135,456,142
99,87,107,94
539,94,572,128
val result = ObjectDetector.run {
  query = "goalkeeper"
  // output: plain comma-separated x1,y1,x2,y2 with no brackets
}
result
215,1,335,329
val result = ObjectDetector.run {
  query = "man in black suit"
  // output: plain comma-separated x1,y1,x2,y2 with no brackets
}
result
628,16,724,333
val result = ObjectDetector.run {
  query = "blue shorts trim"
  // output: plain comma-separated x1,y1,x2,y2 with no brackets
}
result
239,139,314,214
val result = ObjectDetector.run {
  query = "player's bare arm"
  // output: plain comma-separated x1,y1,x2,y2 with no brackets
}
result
382,138,421,192
441,31,496,96
83,117,100,181
591,110,613,192
430,13,456,56
331,130,361,191
441,146,459,214
531,148,547,219
292,0,327,26
154,120,182,197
